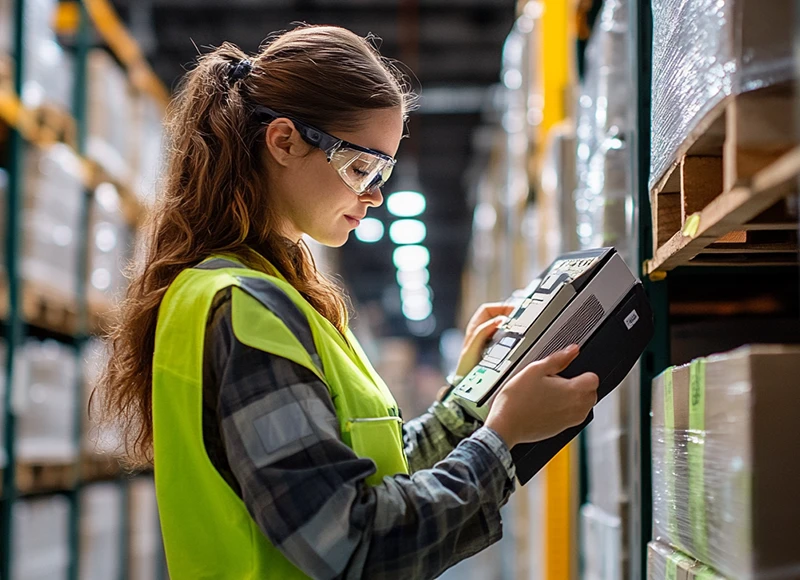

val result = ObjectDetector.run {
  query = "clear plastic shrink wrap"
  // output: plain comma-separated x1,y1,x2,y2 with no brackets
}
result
574,0,633,259
88,183,131,305
581,503,626,580
12,338,79,463
12,495,70,580
22,144,84,302
80,483,124,580
651,345,800,580
21,0,75,111
649,0,793,191
647,541,697,580
82,338,123,456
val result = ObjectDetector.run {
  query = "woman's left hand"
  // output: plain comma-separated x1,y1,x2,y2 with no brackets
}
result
453,302,515,380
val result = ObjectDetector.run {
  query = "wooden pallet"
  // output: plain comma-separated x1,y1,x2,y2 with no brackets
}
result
17,462,77,494
31,103,78,150
646,147,800,277
0,280,115,335
81,453,124,483
646,83,798,278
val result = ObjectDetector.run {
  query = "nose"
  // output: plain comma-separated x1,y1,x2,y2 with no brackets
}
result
360,186,383,208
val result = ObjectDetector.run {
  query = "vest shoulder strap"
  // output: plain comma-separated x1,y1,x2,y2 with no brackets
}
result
193,257,324,375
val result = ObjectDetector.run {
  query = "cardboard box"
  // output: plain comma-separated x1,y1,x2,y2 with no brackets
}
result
652,345,800,579
688,563,727,579
651,363,692,551
647,541,695,580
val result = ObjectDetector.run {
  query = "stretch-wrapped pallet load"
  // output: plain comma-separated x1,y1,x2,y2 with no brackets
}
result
88,182,131,306
649,0,793,191
652,345,800,579
23,144,84,302
582,503,626,580
82,338,121,457
647,541,697,580
88,49,134,183
12,495,70,580
574,0,633,260
131,93,165,205
130,477,164,580
80,483,124,580
13,338,78,463
586,374,631,518
21,0,74,111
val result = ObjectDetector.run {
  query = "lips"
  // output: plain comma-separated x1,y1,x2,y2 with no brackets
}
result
344,215,362,227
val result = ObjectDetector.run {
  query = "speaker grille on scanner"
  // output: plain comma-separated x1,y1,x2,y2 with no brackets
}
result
537,294,604,360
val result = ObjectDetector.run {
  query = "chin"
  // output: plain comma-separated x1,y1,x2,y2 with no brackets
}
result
307,232,349,248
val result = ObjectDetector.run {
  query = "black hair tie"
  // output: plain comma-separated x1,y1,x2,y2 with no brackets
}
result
228,59,253,85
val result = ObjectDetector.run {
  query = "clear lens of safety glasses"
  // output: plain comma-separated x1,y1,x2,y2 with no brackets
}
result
330,147,395,195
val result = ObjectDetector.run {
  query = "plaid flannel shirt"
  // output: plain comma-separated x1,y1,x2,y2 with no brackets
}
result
201,287,516,580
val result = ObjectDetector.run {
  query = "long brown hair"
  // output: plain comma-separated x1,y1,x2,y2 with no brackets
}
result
98,25,415,467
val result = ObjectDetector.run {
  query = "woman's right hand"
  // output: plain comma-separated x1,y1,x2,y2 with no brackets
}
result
484,344,599,448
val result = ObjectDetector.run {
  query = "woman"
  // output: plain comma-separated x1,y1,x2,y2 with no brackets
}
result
100,25,598,580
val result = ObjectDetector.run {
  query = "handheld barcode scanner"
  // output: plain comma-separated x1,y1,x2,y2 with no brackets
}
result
450,247,654,484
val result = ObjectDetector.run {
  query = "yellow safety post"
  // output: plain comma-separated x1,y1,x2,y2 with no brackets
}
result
537,1,578,579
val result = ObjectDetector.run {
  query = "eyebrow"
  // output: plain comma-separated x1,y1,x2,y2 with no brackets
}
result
344,137,394,159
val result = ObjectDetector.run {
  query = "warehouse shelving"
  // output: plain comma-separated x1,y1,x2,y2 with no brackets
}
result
631,0,799,579
645,146,800,275
1,0,166,578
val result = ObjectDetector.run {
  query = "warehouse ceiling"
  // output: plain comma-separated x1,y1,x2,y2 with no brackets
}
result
112,0,516,349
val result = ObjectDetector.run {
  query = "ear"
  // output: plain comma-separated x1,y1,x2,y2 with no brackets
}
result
264,118,310,167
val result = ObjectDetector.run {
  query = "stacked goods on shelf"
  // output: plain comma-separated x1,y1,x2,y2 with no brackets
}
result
574,0,633,260
574,2,634,578
12,338,78,465
0,0,75,143
129,477,164,580
581,503,625,580
130,93,165,205
21,144,84,303
88,182,132,308
647,0,797,270
537,125,578,266
647,541,707,580
11,494,70,579
87,49,134,184
649,0,793,194
585,376,629,516
79,483,124,580
651,345,800,579
82,338,120,457
21,0,73,110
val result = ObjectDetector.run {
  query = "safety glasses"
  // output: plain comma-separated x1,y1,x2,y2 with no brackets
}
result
254,106,396,195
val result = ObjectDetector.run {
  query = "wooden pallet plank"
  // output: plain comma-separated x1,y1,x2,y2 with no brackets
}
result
16,463,78,494
645,147,800,275
681,156,723,221
724,87,795,191
700,242,798,254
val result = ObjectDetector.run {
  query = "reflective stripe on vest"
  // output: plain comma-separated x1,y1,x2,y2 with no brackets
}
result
152,256,408,579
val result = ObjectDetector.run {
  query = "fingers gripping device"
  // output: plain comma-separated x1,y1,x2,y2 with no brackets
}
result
450,248,654,484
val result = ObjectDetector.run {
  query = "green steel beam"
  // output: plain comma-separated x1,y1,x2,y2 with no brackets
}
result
631,0,670,577
0,0,27,576
68,3,93,579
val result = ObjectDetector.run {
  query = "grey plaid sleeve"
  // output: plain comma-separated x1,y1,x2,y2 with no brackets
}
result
205,291,517,580
402,400,481,473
